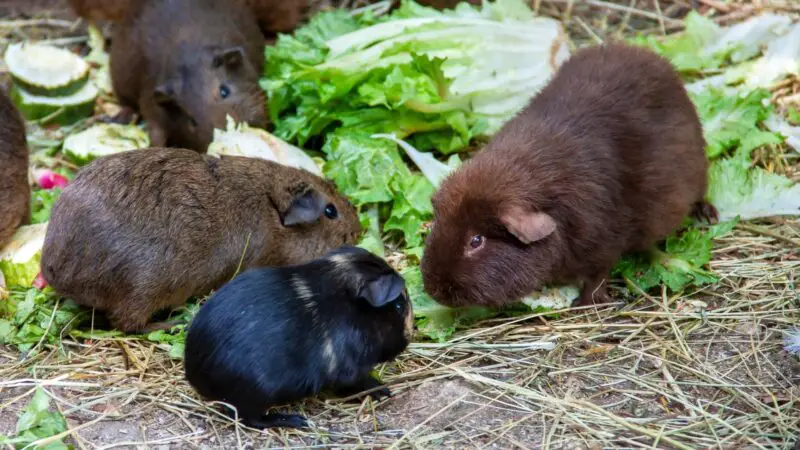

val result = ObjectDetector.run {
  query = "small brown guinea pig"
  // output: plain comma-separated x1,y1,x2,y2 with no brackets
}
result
421,43,717,309
40,148,361,333
109,0,267,152
0,88,30,250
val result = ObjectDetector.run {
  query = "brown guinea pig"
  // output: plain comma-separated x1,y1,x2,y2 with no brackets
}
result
109,0,267,152
40,148,361,333
0,88,30,250
420,43,717,309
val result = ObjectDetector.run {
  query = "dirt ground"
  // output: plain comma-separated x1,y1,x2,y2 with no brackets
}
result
1,1,799,449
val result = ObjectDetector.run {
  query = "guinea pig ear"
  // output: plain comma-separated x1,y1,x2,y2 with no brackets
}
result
500,207,557,244
212,46,245,69
358,273,406,308
282,188,328,226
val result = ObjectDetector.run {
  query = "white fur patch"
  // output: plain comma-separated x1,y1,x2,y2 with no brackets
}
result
328,253,350,268
291,275,314,302
322,334,337,374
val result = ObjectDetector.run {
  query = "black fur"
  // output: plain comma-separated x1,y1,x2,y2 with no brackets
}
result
183,246,413,429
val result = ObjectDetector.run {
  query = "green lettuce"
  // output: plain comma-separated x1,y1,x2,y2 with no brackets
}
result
614,220,737,293
323,131,434,248
708,152,800,221
691,87,782,158
262,0,567,153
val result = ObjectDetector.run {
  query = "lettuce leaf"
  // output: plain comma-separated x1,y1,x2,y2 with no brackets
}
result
613,220,737,292
323,131,434,247
402,264,495,342
708,152,800,221
691,88,782,158
262,0,567,153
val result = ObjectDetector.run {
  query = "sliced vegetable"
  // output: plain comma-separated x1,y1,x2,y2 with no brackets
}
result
4,41,90,96
521,285,579,311
0,223,48,289
11,82,98,125
208,116,322,176
33,169,69,190
63,123,150,165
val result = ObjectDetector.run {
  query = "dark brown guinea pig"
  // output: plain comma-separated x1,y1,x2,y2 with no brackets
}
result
0,88,30,250
110,0,267,152
40,148,360,333
421,43,717,309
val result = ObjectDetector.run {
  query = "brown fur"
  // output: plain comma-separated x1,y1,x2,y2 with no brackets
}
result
0,88,30,250
68,0,307,34
420,43,717,309
244,0,308,35
40,148,361,333
109,0,267,152
68,0,129,22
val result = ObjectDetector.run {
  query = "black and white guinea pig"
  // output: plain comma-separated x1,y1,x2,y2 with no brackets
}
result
183,245,414,429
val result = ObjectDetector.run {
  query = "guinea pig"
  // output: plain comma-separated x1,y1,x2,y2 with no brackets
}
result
40,147,361,333
420,43,717,309
109,0,267,152
184,245,413,429
0,88,30,250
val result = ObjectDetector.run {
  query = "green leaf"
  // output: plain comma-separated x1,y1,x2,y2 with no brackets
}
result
613,219,737,293
631,11,723,72
708,153,800,221
788,107,800,126
30,188,62,224
691,88,781,158
11,387,70,450
323,131,435,248
402,264,495,342
357,207,385,258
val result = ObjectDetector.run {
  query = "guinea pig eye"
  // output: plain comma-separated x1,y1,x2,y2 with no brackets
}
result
394,300,405,314
469,234,484,250
219,84,231,99
324,203,338,219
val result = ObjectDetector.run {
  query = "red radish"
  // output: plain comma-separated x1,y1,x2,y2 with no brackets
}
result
34,169,69,190
32,272,48,290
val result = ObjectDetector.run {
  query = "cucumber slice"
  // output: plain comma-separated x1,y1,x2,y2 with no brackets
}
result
63,123,150,166
10,83,98,126
208,116,323,176
4,42,90,97
521,285,579,311
0,223,47,289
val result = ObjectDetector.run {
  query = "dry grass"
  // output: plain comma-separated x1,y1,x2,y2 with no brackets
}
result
1,1,799,449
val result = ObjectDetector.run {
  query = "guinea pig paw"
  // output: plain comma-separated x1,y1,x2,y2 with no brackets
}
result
244,413,309,430
367,385,393,402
